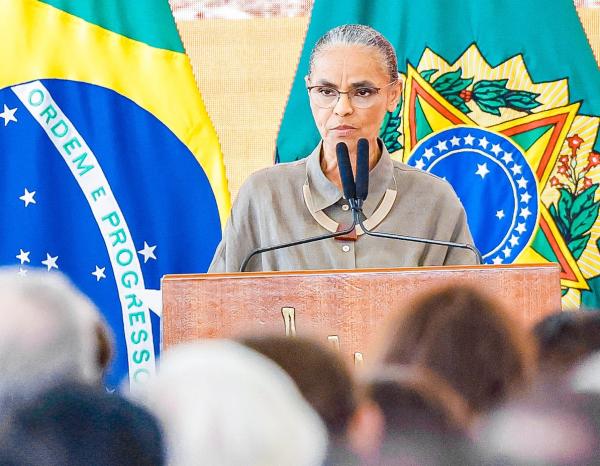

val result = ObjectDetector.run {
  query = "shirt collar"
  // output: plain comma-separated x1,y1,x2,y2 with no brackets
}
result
306,139,394,217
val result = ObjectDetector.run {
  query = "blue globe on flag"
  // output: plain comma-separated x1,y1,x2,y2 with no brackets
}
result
0,79,223,388
408,126,539,264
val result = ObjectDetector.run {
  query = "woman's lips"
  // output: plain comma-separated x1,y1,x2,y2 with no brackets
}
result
331,125,357,137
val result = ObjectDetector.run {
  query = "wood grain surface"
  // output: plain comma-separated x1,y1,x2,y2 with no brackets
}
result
162,264,561,366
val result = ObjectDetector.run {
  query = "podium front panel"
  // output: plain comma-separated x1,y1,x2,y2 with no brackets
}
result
162,264,560,365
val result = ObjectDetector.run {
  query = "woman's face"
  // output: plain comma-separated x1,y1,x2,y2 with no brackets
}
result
306,45,400,151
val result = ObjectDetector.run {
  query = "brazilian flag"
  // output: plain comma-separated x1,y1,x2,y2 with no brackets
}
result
0,0,230,388
278,0,600,309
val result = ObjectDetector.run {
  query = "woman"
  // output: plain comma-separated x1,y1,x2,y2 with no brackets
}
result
209,24,475,273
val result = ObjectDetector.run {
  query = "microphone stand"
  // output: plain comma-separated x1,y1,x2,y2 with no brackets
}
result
240,141,360,273
349,199,483,265
239,219,357,272
239,140,482,272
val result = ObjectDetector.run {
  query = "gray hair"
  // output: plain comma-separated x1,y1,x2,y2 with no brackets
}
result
0,268,111,412
133,340,328,466
308,24,399,82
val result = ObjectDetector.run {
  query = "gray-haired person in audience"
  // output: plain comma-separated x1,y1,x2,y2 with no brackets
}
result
132,340,328,466
0,267,113,418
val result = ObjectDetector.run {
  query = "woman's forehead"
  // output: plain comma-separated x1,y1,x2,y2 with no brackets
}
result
310,45,388,84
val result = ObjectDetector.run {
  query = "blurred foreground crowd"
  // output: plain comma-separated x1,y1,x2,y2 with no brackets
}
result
1,268,600,465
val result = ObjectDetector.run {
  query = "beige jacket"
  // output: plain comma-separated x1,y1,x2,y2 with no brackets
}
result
209,142,476,272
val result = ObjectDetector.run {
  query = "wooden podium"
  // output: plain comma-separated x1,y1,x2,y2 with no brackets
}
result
162,264,561,366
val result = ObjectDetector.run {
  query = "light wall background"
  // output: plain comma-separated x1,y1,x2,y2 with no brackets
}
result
175,3,600,201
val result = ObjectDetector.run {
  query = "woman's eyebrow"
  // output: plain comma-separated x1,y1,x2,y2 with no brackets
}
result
312,79,377,88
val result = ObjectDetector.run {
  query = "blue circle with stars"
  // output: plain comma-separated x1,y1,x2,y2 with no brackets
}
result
408,126,538,264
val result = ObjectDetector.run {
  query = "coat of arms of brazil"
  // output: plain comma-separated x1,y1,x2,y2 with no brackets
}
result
380,45,600,308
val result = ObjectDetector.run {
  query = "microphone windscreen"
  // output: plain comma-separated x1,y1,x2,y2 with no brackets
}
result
336,142,356,200
356,138,369,201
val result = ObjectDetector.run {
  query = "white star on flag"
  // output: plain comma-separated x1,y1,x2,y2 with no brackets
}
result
41,253,59,271
435,140,448,152
501,152,513,164
138,241,157,263
92,266,106,281
491,144,502,156
423,147,435,159
519,207,532,219
16,249,30,264
0,104,17,126
450,136,461,147
19,188,36,207
509,236,519,247
516,223,527,234
463,134,475,145
502,246,512,258
520,192,532,203
517,177,528,189
492,256,503,264
414,159,425,170
496,210,505,219
18,267,27,277
478,136,489,149
510,164,522,175
475,163,490,179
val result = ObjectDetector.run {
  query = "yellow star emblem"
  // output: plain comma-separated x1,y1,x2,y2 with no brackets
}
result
397,49,599,299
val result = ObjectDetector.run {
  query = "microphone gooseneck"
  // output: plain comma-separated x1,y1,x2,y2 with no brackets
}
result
239,221,356,272
240,139,483,272
355,215,483,264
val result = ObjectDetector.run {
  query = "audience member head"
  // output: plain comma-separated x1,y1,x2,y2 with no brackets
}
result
380,284,535,413
477,387,600,465
349,366,477,465
0,382,164,465
133,340,327,466
0,268,113,414
533,310,600,376
571,349,600,394
241,334,357,440
366,365,471,437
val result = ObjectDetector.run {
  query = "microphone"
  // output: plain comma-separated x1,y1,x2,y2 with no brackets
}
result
336,142,356,200
350,140,483,264
239,142,357,272
354,138,369,209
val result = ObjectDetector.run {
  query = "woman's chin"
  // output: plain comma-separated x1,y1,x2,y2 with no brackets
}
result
327,133,361,147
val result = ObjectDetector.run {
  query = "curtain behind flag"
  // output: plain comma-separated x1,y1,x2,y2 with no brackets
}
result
278,0,600,309
0,0,230,388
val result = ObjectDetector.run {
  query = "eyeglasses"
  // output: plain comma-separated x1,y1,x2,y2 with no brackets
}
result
307,81,396,109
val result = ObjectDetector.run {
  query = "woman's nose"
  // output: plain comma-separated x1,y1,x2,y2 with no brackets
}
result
333,92,354,116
